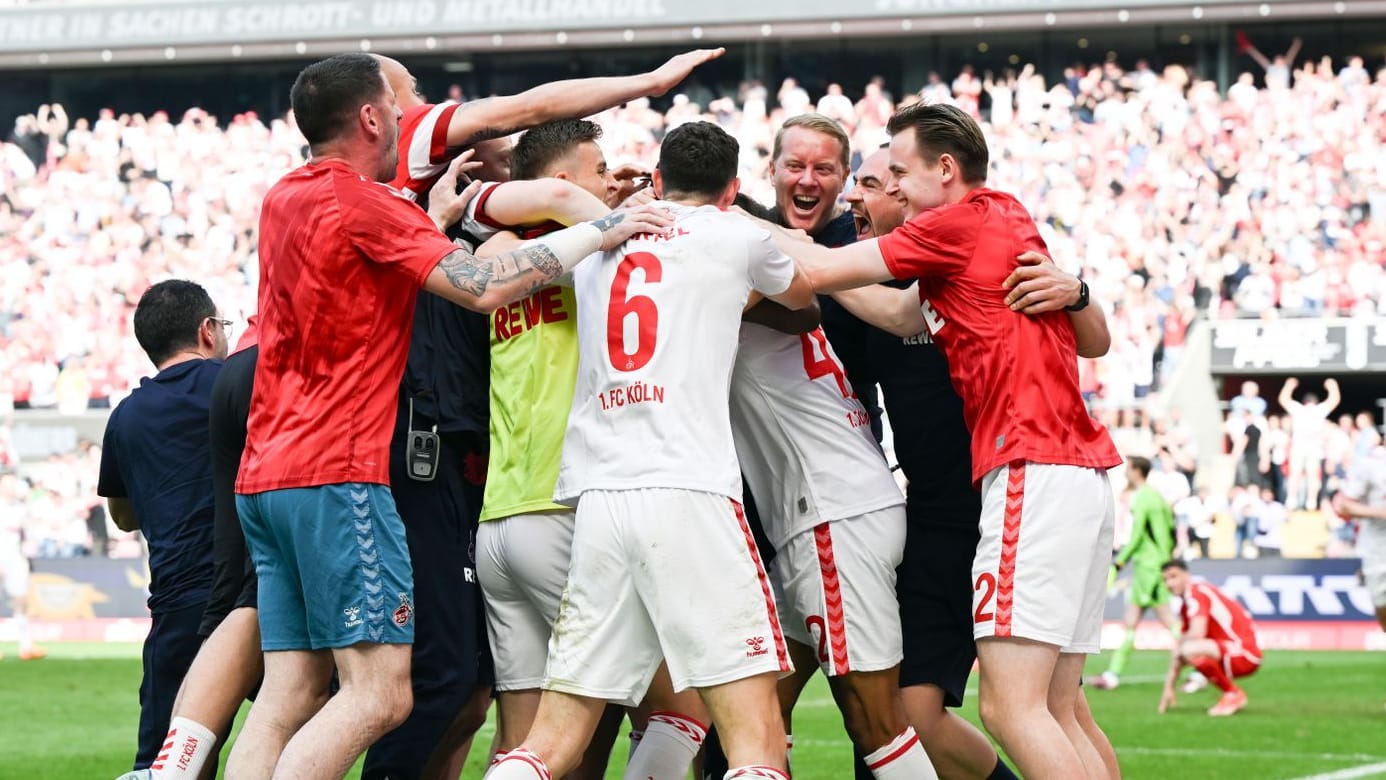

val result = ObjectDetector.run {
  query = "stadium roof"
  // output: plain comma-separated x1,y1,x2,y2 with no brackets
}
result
1,0,1383,67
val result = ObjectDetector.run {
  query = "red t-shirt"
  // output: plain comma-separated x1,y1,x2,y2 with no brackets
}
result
236,159,457,493
391,101,464,200
877,187,1121,483
1181,581,1261,656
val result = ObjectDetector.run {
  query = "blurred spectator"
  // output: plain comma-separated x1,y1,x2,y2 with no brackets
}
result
1255,487,1288,557
777,77,811,117
1174,487,1217,559
4,51,1386,555
1239,33,1302,90
1230,485,1263,558
1354,411,1382,459
1231,381,1268,418
1280,377,1341,510
1264,415,1290,502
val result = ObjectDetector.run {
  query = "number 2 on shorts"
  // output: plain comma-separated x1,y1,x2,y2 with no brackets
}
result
607,251,662,372
974,571,997,624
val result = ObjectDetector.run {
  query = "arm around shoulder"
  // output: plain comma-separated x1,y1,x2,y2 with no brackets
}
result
830,284,928,339
743,297,821,334
769,265,817,311
478,179,611,228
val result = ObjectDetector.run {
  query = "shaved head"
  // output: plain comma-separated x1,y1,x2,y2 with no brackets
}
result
372,54,424,109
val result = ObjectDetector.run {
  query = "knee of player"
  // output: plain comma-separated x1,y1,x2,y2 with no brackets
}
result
355,677,415,732
976,693,1006,735
976,687,1035,736
843,709,904,756
456,689,493,733
833,677,903,747
1175,640,1203,661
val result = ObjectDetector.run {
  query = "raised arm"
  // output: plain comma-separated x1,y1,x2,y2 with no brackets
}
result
1278,378,1300,411
1284,36,1303,66
830,284,928,339
1245,43,1272,70
424,205,672,312
1322,378,1342,415
445,48,725,148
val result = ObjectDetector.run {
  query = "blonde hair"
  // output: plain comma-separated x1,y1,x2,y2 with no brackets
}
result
772,113,850,172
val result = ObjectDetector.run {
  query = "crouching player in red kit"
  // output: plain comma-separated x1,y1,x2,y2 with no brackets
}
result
1157,560,1262,717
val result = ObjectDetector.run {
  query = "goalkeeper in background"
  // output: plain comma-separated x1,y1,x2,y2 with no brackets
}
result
1088,455,1178,689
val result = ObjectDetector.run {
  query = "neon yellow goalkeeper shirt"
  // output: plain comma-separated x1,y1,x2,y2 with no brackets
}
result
479,283,578,522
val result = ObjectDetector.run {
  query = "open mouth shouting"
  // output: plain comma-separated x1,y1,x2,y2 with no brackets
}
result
783,192,828,231
851,206,872,240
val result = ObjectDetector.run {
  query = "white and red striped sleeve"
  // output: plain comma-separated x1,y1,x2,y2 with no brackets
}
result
391,101,464,200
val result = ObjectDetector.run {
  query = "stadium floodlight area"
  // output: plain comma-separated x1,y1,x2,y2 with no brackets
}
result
0,0,1378,67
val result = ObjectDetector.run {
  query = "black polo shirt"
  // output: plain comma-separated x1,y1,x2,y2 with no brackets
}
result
97,359,219,613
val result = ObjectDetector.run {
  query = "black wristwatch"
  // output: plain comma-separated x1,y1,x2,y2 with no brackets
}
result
1065,280,1090,312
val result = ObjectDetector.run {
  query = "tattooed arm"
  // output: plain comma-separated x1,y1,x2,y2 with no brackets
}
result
423,242,568,312
444,48,725,148
423,203,674,311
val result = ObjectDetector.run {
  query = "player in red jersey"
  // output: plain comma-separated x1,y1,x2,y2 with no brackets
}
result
1158,560,1262,717
227,53,673,780
376,49,724,201
769,102,1121,780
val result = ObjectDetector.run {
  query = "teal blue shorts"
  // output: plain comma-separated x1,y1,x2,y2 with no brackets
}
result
237,483,414,651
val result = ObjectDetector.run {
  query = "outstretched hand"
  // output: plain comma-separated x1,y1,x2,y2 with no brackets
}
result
591,203,675,250
647,48,727,96
426,150,484,232
1002,251,1081,314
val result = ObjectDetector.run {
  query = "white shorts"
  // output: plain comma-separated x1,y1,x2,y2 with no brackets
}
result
771,506,906,676
2,555,28,600
543,488,791,707
1363,562,1386,609
972,462,1115,654
476,511,575,691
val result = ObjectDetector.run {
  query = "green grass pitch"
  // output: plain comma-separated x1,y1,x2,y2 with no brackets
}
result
2,643,1383,779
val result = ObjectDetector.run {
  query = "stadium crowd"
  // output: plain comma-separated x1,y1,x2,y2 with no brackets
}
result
0,36,1381,779
5,52,1386,410
3,50,1386,564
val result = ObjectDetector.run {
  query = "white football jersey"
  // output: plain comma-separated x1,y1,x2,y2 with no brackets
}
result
554,202,796,503
1344,446,1386,563
731,322,904,550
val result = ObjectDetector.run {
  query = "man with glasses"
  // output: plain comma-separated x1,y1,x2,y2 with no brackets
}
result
98,279,229,777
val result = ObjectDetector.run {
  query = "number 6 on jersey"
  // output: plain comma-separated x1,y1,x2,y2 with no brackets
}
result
607,251,663,372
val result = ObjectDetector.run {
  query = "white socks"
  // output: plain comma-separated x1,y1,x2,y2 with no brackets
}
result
486,748,552,780
724,767,789,779
148,717,217,778
864,727,938,780
15,612,31,651
623,711,706,780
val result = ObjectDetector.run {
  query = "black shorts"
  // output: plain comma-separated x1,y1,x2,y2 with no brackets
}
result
896,504,981,708
200,345,259,638
363,419,491,780
198,535,257,638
